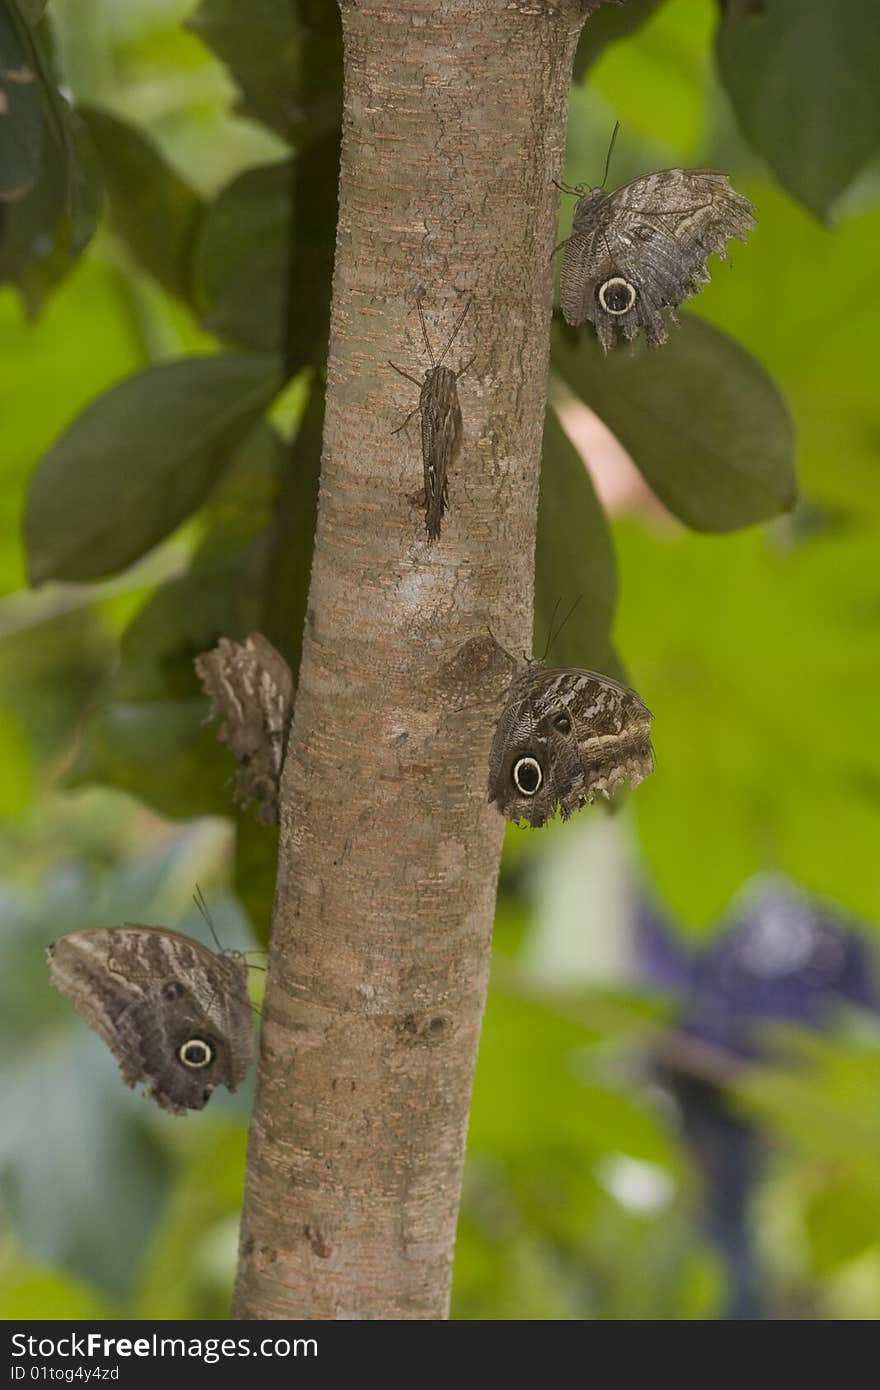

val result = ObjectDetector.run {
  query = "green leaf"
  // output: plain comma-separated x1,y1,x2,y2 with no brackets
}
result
716,0,880,221
574,0,667,80
806,1178,880,1276
16,1,47,22
285,129,338,372
188,0,342,147
535,408,617,671
79,105,203,301
194,160,291,353
68,420,296,826
0,255,149,593
0,6,97,304
26,353,282,584
0,2,44,201
551,315,796,532
262,374,323,678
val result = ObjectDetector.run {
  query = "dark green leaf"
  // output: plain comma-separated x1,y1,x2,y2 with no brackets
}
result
79,105,203,301
0,6,97,303
188,0,342,147
16,1,47,22
716,0,880,220
285,129,338,373
194,129,337,371
574,0,667,80
26,354,282,584
72,699,228,821
551,315,796,532
194,160,291,353
262,374,323,676
0,3,44,201
233,813,279,948
69,421,293,825
535,408,617,671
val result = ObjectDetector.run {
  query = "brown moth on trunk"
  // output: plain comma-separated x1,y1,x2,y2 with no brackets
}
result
389,292,474,541
194,632,295,825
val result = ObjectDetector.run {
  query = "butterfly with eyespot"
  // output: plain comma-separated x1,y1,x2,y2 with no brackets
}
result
556,133,755,350
47,926,255,1114
488,661,654,828
195,632,295,825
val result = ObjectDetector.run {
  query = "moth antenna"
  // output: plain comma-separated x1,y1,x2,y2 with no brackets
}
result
415,288,436,368
435,297,472,369
600,120,621,190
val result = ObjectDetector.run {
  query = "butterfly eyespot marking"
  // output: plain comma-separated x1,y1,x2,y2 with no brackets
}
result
513,757,543,796
598,277,637,314
178,1038,213,1069
552,712,572,735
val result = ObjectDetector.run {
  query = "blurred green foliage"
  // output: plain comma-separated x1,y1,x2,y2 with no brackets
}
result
1,0,879,1321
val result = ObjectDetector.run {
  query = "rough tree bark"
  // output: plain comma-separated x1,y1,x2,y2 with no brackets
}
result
233,0,588,1320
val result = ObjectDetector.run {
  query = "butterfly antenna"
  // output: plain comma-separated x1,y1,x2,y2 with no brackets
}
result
193,884,224,953
600,121,621,190
436,297,472,369
545,596,583,661
538,598,564,662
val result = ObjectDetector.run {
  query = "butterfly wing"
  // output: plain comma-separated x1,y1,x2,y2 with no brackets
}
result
195,632,295,824
560,171,755,348
47,926,254,1114
538,668,655,804
488,665,654,825
487,676,562,828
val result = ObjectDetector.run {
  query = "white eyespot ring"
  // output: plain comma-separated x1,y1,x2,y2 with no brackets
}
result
598,276,637,315
513,756,543,796
178,1038,213,1069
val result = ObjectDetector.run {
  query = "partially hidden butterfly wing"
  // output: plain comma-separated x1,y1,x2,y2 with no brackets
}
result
488,663,655,827
560,170,755,349
195,632,295,824
47,926,254,1114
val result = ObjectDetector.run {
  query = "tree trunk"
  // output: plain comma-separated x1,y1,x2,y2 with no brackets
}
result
233,0,586,1320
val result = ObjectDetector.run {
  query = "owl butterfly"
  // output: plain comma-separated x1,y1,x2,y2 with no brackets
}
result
194,632,295,825
389,291,474,541
557,132,755,350
488,661,654,828
47,926,255,1114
